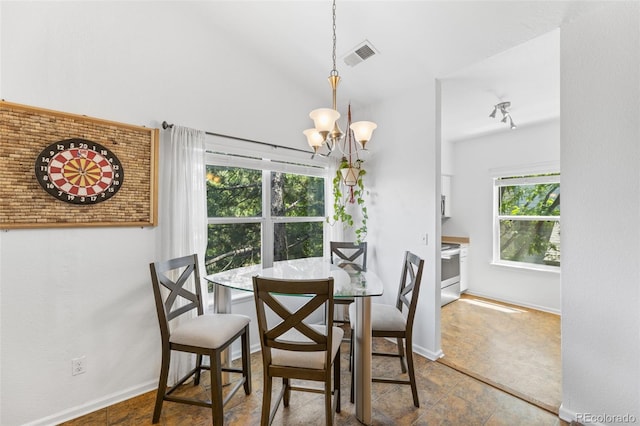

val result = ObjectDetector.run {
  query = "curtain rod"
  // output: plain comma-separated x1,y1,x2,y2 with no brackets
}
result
161,121,314,156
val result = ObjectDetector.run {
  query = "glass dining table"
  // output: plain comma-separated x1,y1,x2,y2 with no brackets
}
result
204,256,384,425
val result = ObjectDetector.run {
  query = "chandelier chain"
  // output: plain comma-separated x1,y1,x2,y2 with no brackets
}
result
304,0,375,159
331,0,338,77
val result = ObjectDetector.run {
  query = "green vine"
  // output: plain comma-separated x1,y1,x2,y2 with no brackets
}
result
328,157,368,243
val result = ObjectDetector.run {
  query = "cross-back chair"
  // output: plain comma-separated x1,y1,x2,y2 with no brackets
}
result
329,241,367,326
330,241,367,272
252,276,342,426
149,254,251,424
349,250,425,407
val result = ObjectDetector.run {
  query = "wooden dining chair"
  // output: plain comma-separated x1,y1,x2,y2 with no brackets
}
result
330,241,368,272
329,241,368,326
349,251,425,407
149,254,251,425
252,276,342,426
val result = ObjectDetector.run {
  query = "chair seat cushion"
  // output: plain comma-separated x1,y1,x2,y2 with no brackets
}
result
349,302,406,332
271,324,344,370
170,313,250,349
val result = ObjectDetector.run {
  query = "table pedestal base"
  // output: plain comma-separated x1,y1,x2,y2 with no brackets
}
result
353,297,372,425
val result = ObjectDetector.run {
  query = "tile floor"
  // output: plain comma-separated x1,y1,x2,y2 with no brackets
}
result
61,328,568,425
439,294,561,414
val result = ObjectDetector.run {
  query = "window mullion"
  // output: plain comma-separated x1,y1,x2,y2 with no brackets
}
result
495,174,560,186
207,217,263,225
262,169,273,268
497,215,560,221
272,216,326,223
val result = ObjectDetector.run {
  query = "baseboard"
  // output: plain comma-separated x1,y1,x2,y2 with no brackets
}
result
412,342,443,361
23,380,157,426
24,345,262,426
380,337,442,361
558,404,638,426
464,290,561,315
558,404,628,426
558,404,576,423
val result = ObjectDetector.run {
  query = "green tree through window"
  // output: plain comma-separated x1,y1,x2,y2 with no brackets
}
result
495,174,560,268
205,164,325,278
272,171,324,261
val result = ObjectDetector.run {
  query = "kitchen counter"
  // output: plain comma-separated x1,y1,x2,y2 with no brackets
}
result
442,236,470,245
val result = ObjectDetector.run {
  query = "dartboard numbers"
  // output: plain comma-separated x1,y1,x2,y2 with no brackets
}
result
35,138,124,204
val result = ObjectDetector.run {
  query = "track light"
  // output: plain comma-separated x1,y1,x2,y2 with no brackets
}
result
489,101,516,130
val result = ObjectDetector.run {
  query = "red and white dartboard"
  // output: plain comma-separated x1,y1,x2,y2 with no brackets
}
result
35,138,124,204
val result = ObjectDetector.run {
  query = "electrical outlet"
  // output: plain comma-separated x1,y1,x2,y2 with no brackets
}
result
72,356,86,376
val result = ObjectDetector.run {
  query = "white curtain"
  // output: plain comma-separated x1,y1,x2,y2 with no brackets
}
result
159,125,207,384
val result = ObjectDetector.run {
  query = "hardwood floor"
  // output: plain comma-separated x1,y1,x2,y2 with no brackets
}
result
439,293,562,414
61,321,567,425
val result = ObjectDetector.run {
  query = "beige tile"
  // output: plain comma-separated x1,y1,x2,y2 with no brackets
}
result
61,299,565,425
440,294,561,413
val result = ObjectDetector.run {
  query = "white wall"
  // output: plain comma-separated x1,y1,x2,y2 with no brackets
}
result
442,120,561,312
3,1,638,425
365,83,442,360
560,2,640,422
441,139,454,176
0,2,319,425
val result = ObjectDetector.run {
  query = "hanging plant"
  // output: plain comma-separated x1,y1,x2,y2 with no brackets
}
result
328,156,368,243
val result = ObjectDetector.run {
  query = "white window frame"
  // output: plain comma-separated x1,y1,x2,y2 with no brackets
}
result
205,136,330,270
492,171,561,273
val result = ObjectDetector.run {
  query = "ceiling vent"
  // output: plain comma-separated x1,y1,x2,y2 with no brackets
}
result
343,40,378,67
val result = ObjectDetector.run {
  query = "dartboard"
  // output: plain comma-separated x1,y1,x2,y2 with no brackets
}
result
34,138,124,204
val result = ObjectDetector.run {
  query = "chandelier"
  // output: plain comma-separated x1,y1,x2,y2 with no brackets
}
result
303,0,377,159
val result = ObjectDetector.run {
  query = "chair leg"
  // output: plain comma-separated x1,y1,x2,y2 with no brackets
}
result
325,375,333,425
241,326,251,395
349,333,354,404
194,354,203,385
405,336,419,408
334,349,341,413
261,374,273,426
283,378,291,407
210,350,224,425
152,347,170,423
348,330,353,372
396,337,407,374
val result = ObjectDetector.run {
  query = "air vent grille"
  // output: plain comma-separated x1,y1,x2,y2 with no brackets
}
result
355,44,376,61
343,40,378,67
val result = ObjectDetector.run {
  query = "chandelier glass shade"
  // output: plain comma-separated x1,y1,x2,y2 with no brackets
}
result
308,108,340,144
349,121,377,149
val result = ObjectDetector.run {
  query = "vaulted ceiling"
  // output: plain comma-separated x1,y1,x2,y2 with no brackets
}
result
198,1,605,141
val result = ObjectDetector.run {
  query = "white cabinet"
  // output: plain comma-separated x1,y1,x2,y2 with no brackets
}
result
441,175,451,218
459,246,468,292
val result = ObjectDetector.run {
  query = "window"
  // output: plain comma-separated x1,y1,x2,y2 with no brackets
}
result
206,165,263,274
493,173,560,271
204,152,327,282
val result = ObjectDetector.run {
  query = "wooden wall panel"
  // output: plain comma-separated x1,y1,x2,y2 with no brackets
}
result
0,101,158,228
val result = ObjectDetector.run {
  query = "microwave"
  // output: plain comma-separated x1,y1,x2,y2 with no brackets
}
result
441,195,450,218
